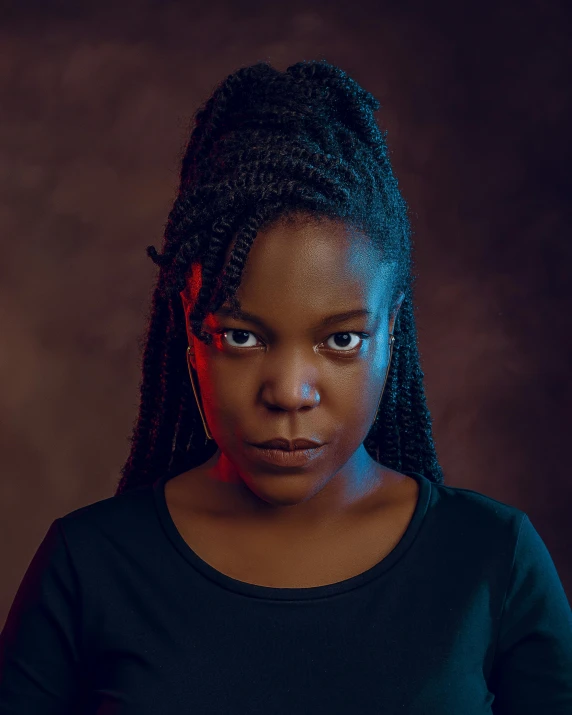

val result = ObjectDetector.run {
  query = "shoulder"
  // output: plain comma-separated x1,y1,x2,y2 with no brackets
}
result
432,478,524,518
422,476,527,555
56,481,158,553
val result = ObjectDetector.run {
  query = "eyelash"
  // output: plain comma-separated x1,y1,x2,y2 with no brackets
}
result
213,329,371,354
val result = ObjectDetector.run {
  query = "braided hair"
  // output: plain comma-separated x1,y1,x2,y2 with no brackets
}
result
114,59,445,496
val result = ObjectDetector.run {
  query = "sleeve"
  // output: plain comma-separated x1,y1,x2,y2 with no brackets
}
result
490,512,572,714
0,518,88,713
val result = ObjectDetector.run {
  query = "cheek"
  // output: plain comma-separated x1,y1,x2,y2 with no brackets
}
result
343,362,387,421
340,380,380,426
195,361,246,410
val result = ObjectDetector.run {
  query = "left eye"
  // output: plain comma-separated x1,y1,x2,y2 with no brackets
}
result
217,330,369,352
325,332,368,351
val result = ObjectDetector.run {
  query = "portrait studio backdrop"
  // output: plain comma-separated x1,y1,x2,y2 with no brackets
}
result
1,0,571,627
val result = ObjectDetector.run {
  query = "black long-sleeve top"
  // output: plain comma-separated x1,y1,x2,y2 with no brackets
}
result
1,469,571,713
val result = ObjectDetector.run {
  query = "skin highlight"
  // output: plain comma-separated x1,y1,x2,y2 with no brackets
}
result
179,216,405,531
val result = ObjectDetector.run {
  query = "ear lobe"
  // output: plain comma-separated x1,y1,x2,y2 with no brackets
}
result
180,294,196,370
186,343,197,373
392,291,405,319
389,291,406,334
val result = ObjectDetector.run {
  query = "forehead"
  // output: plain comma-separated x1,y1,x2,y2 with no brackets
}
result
183,217,394,317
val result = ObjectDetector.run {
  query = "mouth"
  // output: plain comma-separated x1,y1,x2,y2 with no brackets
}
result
244,443,327,469
248,437,324,452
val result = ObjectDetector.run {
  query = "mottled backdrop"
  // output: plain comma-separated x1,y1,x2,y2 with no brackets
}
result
1,0,571,625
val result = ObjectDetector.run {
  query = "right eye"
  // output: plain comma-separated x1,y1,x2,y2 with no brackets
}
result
216,329,260,349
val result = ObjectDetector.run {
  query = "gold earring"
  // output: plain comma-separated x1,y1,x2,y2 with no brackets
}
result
186,347,213,441
373,334,395,423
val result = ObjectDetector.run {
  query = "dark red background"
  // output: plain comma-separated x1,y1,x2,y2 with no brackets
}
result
1,0,571,626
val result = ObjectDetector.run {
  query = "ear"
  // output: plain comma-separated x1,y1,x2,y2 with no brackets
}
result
180,290,197,372
389,291,405,335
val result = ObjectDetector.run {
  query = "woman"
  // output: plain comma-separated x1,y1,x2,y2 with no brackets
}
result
1,59,571,714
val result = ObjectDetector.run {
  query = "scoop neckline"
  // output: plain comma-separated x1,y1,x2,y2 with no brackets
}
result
152,467,431,600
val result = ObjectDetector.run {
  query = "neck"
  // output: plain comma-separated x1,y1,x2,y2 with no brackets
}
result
192,445,391,532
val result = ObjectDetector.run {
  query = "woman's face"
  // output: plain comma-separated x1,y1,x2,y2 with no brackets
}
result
180,216,404,525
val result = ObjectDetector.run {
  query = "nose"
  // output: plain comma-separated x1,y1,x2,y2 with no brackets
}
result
255,347,321,413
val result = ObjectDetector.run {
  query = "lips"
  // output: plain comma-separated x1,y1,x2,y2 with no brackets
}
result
245,442,327,468
250,437,323,451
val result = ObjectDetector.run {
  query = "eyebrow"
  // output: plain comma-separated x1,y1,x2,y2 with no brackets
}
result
213,305,373,330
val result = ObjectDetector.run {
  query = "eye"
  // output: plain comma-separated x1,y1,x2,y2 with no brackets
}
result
218,329,259,349
325,332,369,352
215,329,370,353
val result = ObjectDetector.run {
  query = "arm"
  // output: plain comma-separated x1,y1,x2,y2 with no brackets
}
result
490,513,572,714
0,519,88,713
